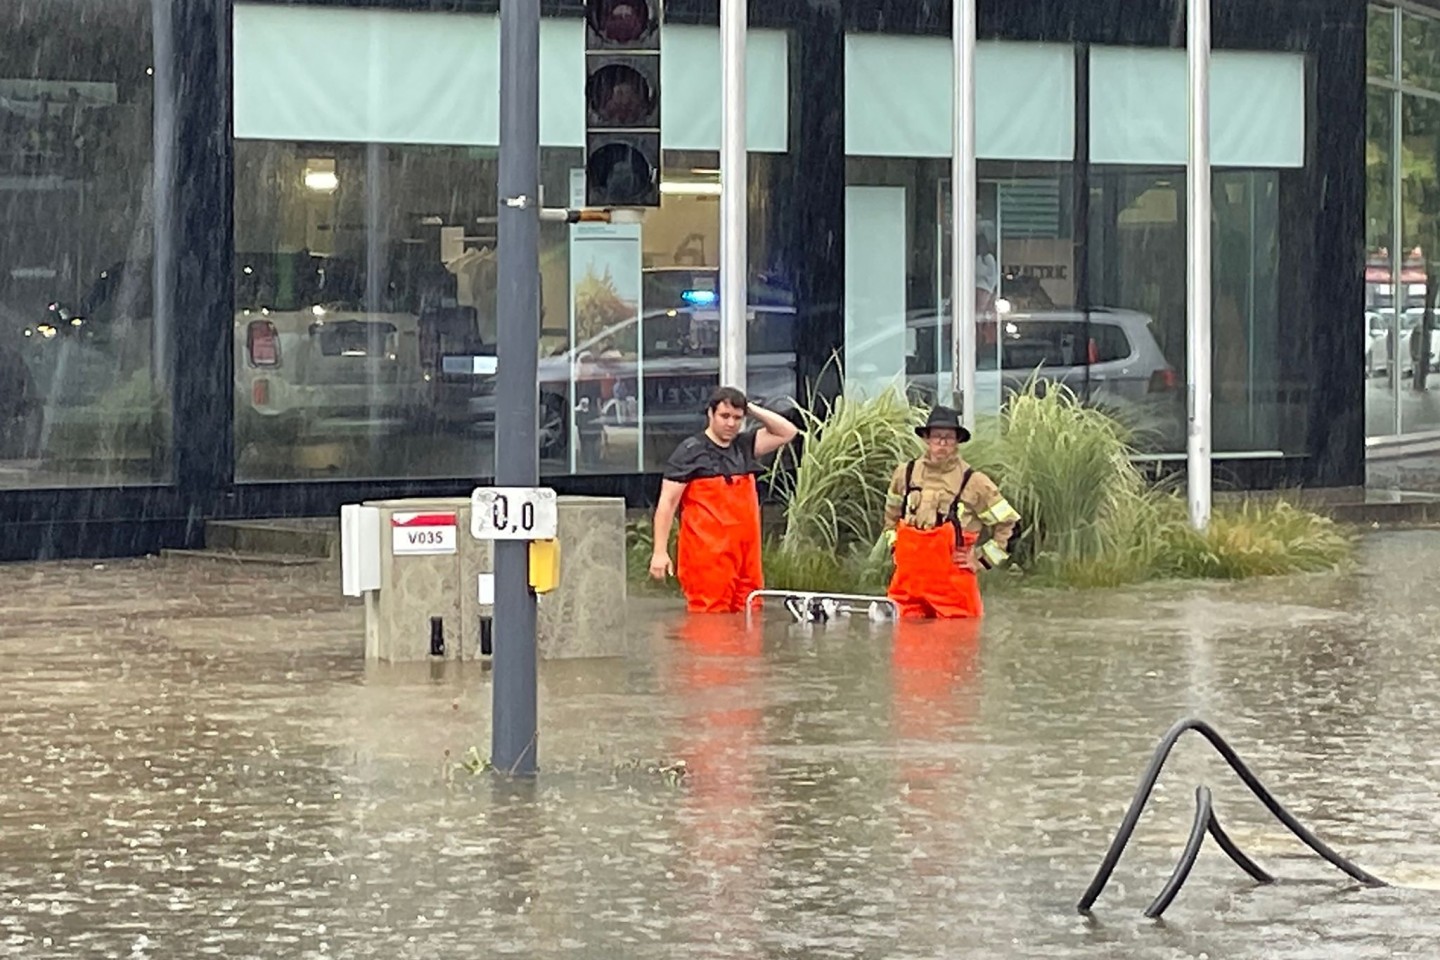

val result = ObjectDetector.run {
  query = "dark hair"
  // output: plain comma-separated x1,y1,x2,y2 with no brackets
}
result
707,385,748,412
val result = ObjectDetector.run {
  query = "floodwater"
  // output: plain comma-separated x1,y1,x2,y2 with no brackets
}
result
4,534,1440,958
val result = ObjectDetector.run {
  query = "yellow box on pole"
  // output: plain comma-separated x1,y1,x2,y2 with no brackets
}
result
528,539,561,593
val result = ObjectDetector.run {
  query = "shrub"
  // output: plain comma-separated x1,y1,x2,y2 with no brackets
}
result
963,378,1158,578
761,539,892,596
768,385,925,555
625,375,1350,596
1154,497,1352,580
626,517,680,594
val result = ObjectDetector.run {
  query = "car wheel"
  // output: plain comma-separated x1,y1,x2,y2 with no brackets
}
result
538,393,568,461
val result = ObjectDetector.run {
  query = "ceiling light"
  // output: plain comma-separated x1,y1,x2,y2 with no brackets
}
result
659,181,722,197
304,159,339,193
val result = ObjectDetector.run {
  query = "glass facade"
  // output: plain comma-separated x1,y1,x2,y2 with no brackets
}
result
842,35,1302,455
0,0,1371,560
1366,3,1440,442
0,1,168,490
231,4,793,480
231,141,792,480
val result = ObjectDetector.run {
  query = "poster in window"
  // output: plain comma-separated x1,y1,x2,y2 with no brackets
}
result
568,170,644,473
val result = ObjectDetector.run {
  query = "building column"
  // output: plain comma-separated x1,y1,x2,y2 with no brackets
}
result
782,4,846,412
157,0,235,530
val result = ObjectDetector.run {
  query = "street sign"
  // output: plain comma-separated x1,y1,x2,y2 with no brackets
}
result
391,511,458,556
470,487,558,540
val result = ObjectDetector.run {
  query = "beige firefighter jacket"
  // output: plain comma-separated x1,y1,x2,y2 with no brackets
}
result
882,456,1021,567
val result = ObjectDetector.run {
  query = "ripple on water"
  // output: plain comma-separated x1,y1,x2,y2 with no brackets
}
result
2,543,1440,957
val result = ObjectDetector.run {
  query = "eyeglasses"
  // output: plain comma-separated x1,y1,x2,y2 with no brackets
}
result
927,435,958,445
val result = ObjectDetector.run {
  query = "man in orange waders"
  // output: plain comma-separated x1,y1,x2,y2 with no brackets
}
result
649,386,799,613
883,406,1020,619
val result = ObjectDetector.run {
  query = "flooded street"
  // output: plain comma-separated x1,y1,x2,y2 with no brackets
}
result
4,532,1440,958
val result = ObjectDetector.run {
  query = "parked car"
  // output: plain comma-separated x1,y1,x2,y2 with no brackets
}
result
22,253,432,457
1365,308,1440,378
445,267,800,464
234,253,429,447
848,304,1184,447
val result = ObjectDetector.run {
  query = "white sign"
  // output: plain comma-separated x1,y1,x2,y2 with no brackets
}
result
470,487,558,540
390,511,458,555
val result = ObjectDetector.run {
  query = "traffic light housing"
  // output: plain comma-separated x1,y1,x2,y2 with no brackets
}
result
584,0,662,208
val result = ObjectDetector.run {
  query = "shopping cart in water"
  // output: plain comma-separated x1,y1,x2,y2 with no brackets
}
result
744,590,900,626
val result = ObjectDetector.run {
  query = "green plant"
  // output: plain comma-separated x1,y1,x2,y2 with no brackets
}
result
626,371,1350,595
760,540,889,596
1154,498,1352,579
963,378,1161,580
768,383,925,555
626,517,679,594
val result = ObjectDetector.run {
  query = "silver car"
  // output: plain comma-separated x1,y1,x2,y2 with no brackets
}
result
862,305,1185,447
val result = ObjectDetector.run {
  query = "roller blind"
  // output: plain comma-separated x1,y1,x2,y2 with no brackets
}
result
845,36,1075,160
1090,47,1306,168
844,34,1307,169
234,4,788,152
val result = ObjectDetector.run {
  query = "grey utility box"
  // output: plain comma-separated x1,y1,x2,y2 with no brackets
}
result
340,494,629,663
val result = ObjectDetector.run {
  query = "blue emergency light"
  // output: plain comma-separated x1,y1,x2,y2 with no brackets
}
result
681,289,717,307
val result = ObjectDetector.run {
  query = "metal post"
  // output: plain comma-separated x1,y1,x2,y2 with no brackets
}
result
492,0,541,777
720,0,748,389
950,0,977,427
1391,5,1404,436
1186,0,1212,531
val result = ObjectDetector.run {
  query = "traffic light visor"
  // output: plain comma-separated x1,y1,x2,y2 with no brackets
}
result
587,0,655,45
586,140,657,206
586,62,658,127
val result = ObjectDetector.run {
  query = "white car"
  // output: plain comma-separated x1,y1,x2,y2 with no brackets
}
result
1365,308,1440,378
849,304,1185,446
24,255,431,457
439,267,800,463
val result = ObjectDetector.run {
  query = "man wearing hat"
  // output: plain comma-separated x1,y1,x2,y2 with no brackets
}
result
881,406,1020,619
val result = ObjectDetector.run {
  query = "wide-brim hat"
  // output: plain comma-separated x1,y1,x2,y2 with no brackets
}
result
915,405,971,443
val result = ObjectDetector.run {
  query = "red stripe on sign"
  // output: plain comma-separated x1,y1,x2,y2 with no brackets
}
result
391,513,457,528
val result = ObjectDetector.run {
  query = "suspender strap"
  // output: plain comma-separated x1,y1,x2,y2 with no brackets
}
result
902,459,918,518
948,468,974,526
902,461,974,526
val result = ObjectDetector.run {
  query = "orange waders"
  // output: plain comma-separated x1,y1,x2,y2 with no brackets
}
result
887,521,984,619
676,473,764,614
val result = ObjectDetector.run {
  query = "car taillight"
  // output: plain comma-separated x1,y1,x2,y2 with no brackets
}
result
1149,367,1179,393
252,378,270,407
247,320,280,367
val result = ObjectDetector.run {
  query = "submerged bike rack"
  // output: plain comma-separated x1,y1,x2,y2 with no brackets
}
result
744,590,899,626
1078,717,1387,919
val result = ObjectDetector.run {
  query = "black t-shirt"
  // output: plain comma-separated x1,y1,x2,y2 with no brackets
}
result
663,429,761,483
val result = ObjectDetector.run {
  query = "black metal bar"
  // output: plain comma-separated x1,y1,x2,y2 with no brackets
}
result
1144,785,1212,920
1073,41,1092,404
1207,808,1274,885
1077,717,1385,913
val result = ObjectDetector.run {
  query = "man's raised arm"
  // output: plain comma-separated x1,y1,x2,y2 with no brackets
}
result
749,402,799,458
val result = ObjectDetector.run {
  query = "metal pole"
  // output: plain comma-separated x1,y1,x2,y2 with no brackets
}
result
720,0,748,389
951,0,977,427
492,0,540,777
1391,5,1403,436
1186,0,1212,531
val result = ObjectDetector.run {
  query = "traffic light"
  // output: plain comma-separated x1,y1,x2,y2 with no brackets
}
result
584,0,662,208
